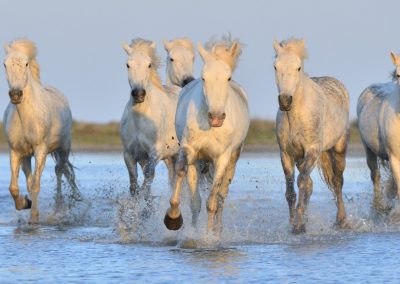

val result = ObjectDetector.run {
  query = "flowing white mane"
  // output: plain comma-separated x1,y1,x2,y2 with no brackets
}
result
8,39,41,83
167,38,194,53
128,38,164,91
205,34,243,71
276,38,308,60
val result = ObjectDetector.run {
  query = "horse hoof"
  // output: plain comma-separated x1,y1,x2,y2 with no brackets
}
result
164,213,183,231
336,219,351,230
292,224,306,234
24,196,32,209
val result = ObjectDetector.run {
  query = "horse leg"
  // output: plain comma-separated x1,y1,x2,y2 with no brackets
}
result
164,157,176,188
139,157,156,194
388,155,400,222
9,150,31,210
187,164,201,227
364,144,385,212
280,151,296,225
207,152,230,233
215,147,241,235
30,145,48,224
123,150,139,196
331,144,348,228
21,157,33,196
294,148,318,234
164,148,188,230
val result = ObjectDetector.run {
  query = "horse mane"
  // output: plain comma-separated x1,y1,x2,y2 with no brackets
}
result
128,38,164,91
391,69,398,82
9,39,41,83
168,38,194,54
277,38,308,60
205,34,243,72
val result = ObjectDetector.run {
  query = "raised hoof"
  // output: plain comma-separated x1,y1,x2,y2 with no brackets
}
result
292,223,306,234
24,197,32,209
164,213,183,231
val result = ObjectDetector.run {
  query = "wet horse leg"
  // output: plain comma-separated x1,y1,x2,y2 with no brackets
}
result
9,150,31,210
123,150,139,196
389,155,400,222
164,157,176,188
187,164,201,227
330,147,348,228
294,149,318,234
21,156,33,198
164,149,188,230
207,152,231,233
215,147,241,235
280,151,296,224
30,145,48,224
363,144,385,212
139,158,156,194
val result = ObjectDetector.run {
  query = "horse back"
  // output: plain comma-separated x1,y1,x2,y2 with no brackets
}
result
311,76,349,111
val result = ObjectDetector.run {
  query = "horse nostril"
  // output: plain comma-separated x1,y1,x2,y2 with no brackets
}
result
221,113,226,120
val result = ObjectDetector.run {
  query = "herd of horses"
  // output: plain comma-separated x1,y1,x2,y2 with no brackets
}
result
3,36,400,235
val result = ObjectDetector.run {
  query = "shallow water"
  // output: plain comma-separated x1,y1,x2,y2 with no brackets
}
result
0,153,399,283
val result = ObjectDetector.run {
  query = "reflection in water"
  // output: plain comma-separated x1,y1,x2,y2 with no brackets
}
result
174,247,246,279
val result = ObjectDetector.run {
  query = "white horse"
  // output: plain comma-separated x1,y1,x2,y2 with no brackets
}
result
120,38,180,196
357,51,400,216
274,38,350,233
163,38,249,234
3,39,81,224
163,38,195,87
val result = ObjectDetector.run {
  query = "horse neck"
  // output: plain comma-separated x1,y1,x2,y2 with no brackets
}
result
165,63,173,86
15,75,45,122
394,84,400,112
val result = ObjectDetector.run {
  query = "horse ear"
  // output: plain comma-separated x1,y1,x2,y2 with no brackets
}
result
163,39,171,51
122,43,131,55
273,39,282,55
150,41,156,50
229,42,240,58
390,51,400,65
4,43,11,55
197,42,210,62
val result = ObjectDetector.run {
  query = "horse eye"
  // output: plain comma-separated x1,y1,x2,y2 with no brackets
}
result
202,77,205,81
397,74,400,78
297,66,301,71
26,63,29,67
274,65,277,71
170,58,174,62
228,77,231,81
126,63,130,69
148,63,152,68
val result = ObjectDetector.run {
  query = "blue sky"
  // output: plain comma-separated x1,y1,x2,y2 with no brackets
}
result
0,0,398,122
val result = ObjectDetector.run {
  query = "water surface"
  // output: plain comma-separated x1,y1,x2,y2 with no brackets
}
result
0,153,399,283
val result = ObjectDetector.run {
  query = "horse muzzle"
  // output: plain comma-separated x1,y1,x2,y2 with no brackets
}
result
278,95,293,111
9,89,23,104
131,88,146,104
181,76,195,87
208,112,226,127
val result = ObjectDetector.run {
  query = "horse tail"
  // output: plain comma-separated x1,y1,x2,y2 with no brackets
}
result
318,151,335,191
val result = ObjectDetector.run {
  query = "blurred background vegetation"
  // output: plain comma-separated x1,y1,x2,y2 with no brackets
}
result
0,120,362,152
